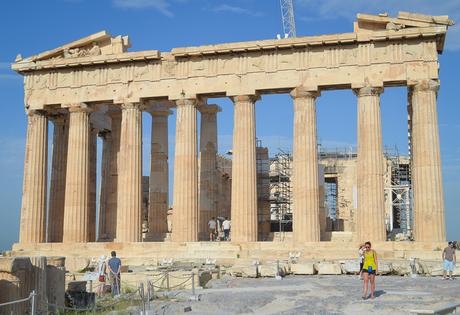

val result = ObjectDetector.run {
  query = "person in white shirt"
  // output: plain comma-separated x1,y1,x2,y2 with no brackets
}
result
222,217,231,241
208,217,217,241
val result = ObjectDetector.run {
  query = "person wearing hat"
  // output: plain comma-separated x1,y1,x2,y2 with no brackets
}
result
443,241,456,280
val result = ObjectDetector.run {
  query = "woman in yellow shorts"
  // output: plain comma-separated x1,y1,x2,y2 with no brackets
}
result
361,241,378,299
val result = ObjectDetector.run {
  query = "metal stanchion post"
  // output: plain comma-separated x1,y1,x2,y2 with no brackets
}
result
139,282,146,315
275,260,282,280
166,271,170,291
30,290,36,315
89,279,93,293
147,281,151,310
191,272,196,297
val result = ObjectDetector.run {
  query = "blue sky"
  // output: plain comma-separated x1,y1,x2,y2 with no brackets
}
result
0,0,459,251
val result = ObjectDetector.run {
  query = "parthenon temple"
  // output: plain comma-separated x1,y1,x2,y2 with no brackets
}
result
11,11,454,257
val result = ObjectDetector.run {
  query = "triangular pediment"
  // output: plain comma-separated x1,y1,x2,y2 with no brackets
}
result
22,31,131,62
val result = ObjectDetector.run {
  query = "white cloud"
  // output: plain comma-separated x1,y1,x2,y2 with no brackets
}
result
295,0,460,51
210,4,262,17
113,0,174,17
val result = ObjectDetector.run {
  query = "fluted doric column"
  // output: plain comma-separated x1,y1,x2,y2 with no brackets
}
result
354,86,386,242
98,130,111,241
410,80,445,241
146,106,171,240
62,104,92,243
199,104,221,240
47,114,69,242
116,103,143,242
19,110,48,243
172,99,199,242
105,111,122,241
231,95,259,242
291,87,321,242
87,126,98,242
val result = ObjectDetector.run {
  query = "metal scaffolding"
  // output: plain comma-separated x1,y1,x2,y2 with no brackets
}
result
384,146,412,239
269,149,292,233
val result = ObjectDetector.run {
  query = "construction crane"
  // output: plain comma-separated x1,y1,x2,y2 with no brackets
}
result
279,0,297,38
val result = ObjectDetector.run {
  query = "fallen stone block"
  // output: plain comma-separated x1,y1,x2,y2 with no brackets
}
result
391,261,412,275
66,257,90,273
378,261,393,275
198,270,213,287
317,263,342,275
341,260,360,274
419,261,445,276
259,264,287,277
227,265,259,278
290,263,316,275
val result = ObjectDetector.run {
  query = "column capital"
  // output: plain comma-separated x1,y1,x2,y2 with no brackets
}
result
353,86,384,97
230,94,260,103
120,102,144,110
410,79,440,93
49,113,68,125
199,104,222,114
25,109,48,117
66,103,93,113
290,86,320,99
175,98,198,107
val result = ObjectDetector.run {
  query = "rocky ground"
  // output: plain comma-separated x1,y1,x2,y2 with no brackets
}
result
145,275,460,315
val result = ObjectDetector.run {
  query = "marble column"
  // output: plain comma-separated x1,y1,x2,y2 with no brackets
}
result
410,80,445,241
87,126,98,242
62,104,92,243
98,130,111,241
47,114,69,243
199,104,221,240
230,95,259,242
106,111,122,241
172,99,199,242
291,87,321,242
19,110,48,244
116,103,143,242
146,106,171,240
355,86,386,242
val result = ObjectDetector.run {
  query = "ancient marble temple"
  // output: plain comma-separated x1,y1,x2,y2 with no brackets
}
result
12,12,453,245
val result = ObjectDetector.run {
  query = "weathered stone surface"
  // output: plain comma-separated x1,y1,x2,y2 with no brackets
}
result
259,263,288,277
316,263,342,275
227,264,259,278
66,256,90,272
391,261,412,275
0,257,32,315
340,260,361,274
377,261,393,275
47,256,66,312
290,263,317,275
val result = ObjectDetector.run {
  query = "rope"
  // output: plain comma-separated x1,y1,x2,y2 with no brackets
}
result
167,273,195,280
167,276,193,290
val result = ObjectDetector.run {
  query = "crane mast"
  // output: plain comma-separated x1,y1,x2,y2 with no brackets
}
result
279,0,297,38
